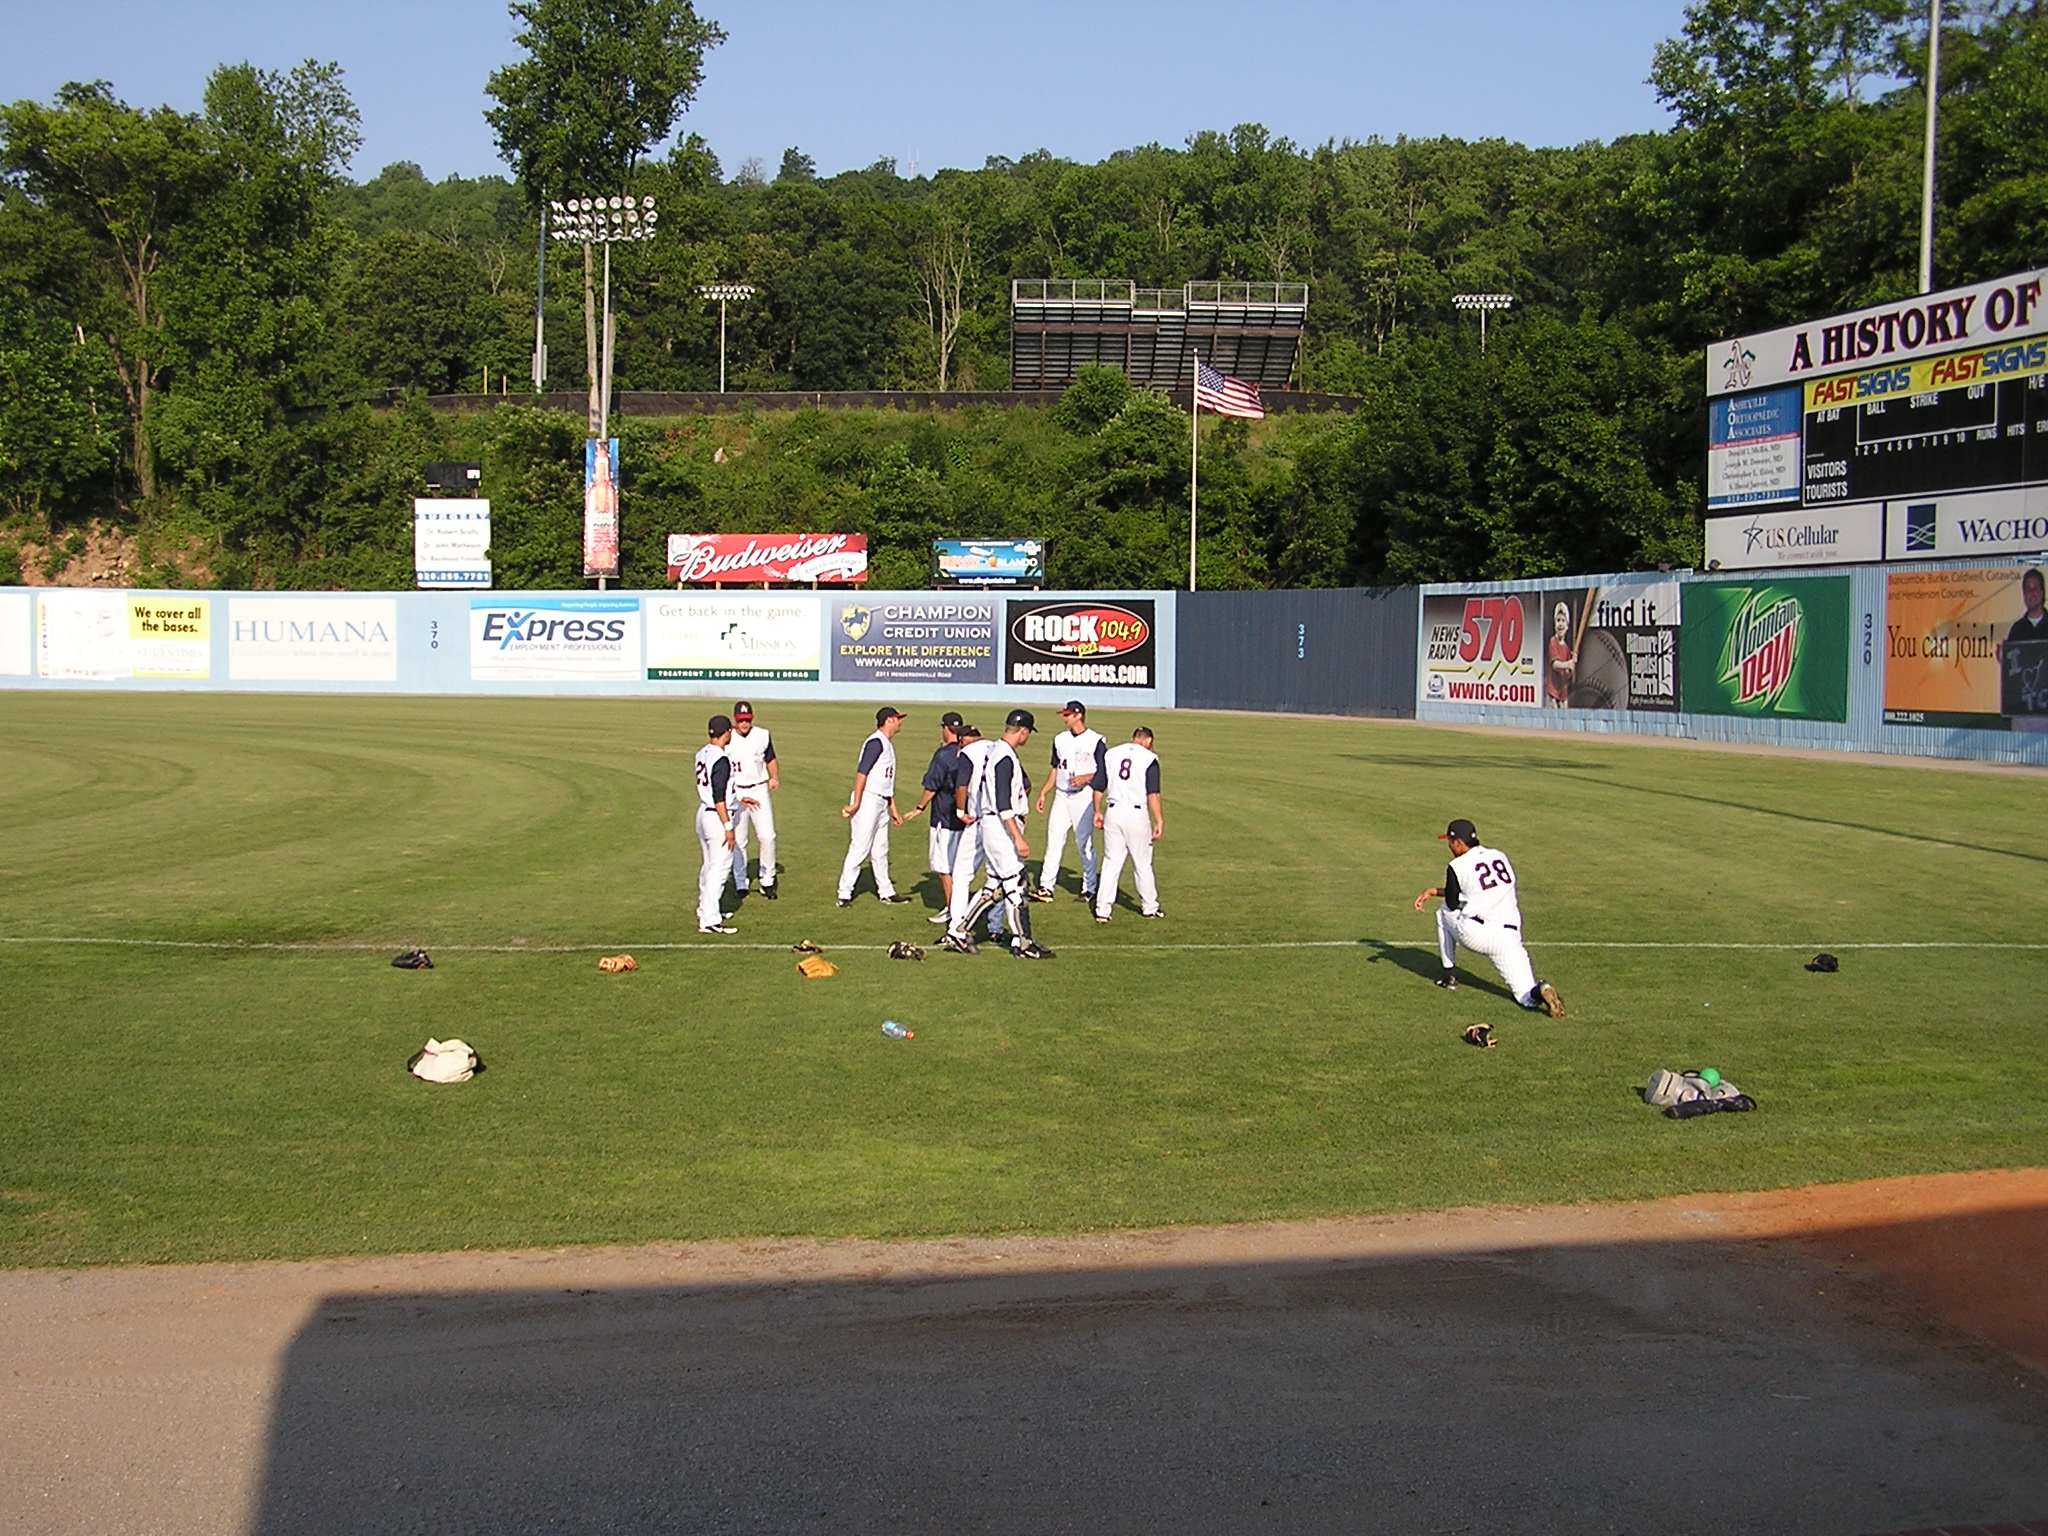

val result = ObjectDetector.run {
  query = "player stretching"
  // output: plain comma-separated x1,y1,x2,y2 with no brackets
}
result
1033,699,1107,903
837,708,912,907
944,709,1054,959
726,701,779,900
1092,727,1164,923
1413,818,1563,1017
692,715,739,935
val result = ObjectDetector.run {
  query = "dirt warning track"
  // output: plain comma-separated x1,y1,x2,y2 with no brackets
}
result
2,1170,2042,1535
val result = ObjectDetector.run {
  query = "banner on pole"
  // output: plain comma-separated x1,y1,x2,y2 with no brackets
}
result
583,438,620,579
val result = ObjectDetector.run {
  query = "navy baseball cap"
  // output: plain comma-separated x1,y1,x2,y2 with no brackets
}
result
1440,818,1478,843
1005,708,1037,731
1060,699,1085,716
876,706,904,725
940,711,965,729
958,722,982,738
732,700,754,719
708,714,733,736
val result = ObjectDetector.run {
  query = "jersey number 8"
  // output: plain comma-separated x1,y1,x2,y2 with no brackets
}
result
1118,758,1133,780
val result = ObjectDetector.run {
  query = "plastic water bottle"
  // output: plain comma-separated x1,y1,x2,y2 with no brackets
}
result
882,1020,914,1040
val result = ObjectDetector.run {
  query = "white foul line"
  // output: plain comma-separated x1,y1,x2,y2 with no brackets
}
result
0,937,2044,955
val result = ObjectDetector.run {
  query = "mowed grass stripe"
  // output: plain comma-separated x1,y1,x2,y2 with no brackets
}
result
0,693,2042,1267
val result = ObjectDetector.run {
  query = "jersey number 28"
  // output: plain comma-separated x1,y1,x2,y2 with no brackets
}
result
1473,859,1513,889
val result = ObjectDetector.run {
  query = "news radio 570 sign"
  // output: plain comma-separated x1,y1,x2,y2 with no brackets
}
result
1004,600,1154,688
1419,592,1541,707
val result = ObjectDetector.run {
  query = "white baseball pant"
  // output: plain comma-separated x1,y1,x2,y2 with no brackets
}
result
949,816,1027,941
730,787,775,890
695,807,730,929
1438,908,1538,1003
1094,806,1159,918
838,796,896,900
1039,789,1097,894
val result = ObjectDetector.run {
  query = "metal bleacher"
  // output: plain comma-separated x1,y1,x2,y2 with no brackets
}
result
1011,279,1308,391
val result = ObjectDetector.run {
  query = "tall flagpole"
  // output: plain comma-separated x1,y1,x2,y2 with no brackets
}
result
1189,350,1199,592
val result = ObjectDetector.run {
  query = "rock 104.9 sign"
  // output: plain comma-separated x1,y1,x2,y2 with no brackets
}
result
1419,592,1540,708
1004,599,1154,688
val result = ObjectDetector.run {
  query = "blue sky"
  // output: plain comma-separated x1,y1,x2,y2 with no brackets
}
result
0,1,1692,183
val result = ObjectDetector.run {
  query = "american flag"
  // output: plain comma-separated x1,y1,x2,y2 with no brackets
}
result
1194,357,1265,419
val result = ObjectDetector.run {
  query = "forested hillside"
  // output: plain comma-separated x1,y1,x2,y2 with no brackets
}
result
1,2,2043,591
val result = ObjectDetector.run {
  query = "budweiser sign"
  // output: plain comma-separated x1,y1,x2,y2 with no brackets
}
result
666,532,868,585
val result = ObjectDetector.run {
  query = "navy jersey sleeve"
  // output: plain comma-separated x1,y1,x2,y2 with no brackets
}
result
1094,740,1110,791
1050,744,1060,767
1144,758,1160,795
763,741,777,764
1443,863,1462,909
922,747,951,793
856,737,884,775
993,757,1015,810
709,757,732,801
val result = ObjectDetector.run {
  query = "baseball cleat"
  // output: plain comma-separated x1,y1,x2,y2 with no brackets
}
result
1538,982,1565,1019
1435,971,1458,990
1095,915,1110,924
1076,891,1094,903
927,910,950,924
699,924,737,935
1463,1023,1495,1049
835,898,853,908
1028,887,1055,903
879,894,913,905
761,885,777,900
1012,940,1056,960
1141,910,1163,919
940,932,979,955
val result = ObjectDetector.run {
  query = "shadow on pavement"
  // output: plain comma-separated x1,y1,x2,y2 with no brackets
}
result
247,1208,2048,1536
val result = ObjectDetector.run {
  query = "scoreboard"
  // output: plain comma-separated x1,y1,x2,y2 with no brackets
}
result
1705,270,2048,568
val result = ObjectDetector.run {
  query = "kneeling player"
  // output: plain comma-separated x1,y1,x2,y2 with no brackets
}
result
1412,818,1563,1018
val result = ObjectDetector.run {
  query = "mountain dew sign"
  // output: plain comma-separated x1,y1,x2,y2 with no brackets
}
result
1681,577,1850,721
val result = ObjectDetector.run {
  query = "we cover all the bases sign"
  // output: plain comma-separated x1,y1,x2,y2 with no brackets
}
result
1681,577,1850,721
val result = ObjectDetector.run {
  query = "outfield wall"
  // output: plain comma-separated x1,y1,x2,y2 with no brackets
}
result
1177,587,1417,717
0,587,1175,714
1414,560,2048,766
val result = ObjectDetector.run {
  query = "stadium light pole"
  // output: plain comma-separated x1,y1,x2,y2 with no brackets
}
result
549,196,660,437
531,201,548,392
1920,0,1942,293
1453,292,1515,351
698,283,758,392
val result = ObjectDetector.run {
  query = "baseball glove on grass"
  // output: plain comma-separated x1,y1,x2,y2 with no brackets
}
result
1463,1023,1495,1049
597,954,637,973
886,942,926,961
796,954,838,978
791,939,822,955
391,949,433,970
1806,952,1839,972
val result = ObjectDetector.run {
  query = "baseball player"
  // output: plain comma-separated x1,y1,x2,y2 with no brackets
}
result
837,707,912,907
692,715,739,935
1412,818,1564,1017
1033,699,1107,903
909,712,968,924
1092,726,1164,922
943,708,1054,959
726,700,779,900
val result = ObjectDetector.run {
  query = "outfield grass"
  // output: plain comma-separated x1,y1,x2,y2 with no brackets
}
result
1,692,2043,1268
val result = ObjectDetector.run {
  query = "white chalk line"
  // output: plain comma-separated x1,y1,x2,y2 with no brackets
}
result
1,936,2044,956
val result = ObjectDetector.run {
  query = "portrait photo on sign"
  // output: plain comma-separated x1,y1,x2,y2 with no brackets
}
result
1543,578,1681,713
1883,565,2048,730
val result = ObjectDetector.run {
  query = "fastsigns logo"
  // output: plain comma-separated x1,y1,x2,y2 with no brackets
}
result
1719,591,1802,708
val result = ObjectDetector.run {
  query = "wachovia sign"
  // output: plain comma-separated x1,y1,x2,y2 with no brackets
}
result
666,533,868,585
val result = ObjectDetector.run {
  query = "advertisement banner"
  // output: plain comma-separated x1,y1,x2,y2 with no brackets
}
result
469,595,639,681
932,539,1044,588
1704,502,1885,570
1681,577,1850,721
36,591,211,679
1003,599,1155,689
1883,488,2048,561
1418,591,1541,708
583,438,620,579
1706,268,2048,397
1707,389,1802,509
666,532,867,585
832,598,998,685
1541,579,1681,712
0,590,29,676
1883,565,2048,727
228,597,399,682
414,500,492,588
645,593,821,680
